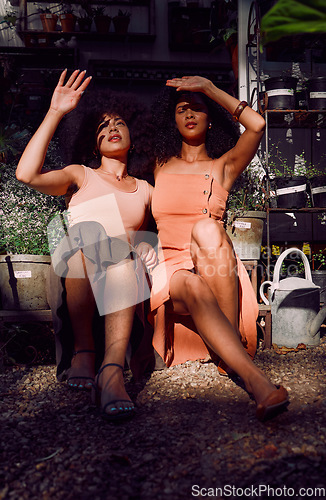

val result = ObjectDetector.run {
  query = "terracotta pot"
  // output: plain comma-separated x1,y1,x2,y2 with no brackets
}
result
40,13,58,32
60,13,76,33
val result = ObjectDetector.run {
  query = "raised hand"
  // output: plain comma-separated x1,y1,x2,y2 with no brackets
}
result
166,75,212,94
50,69,92,116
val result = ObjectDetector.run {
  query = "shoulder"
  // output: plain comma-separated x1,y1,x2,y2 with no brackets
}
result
137,178,153,202
64,164,87,188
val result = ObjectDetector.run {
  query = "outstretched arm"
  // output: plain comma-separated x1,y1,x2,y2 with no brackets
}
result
16,69,92,196
166,76,265,190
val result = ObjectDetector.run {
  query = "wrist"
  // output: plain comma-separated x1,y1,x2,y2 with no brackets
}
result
48,107,66,121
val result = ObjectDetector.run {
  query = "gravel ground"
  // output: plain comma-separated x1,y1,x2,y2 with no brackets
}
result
1,333,326,500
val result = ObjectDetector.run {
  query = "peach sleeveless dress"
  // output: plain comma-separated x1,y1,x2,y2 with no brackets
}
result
150,166,258,367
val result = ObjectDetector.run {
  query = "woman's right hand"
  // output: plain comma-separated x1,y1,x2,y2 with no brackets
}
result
50,69,92,116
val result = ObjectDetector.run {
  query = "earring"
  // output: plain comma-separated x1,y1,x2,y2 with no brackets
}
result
209,123,212,129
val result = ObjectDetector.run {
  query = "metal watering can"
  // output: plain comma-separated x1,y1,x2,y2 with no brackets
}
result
260,248,326,348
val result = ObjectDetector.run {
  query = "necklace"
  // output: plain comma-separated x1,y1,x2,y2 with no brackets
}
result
98,169,128,181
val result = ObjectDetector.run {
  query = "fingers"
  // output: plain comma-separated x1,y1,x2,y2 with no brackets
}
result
166,76,191,85
57,68,68,86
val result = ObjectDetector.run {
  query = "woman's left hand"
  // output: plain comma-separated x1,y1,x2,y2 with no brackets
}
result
166,75,212,94
136,242,157,271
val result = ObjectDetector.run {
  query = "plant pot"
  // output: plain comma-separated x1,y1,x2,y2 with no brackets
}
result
272,176,307,208
40,13,58,32
60,13,76,33
226,211,266,260
0,255,51,311
307,77,326,110
113,16,130,35
94,15,111,34
77,17,92,32
311,270,326,304
310,175,326,208
264,76,298,110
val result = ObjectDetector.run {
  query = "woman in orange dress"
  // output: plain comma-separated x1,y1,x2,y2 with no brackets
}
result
150,76,289,421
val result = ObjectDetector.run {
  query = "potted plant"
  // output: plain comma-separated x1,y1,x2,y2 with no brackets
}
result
77,10,93,33
92,6,111,34
0,126,65,311
38,7,58,32
112,9,131,35
268,145,308,209
59,5,76,33
226,159,268,260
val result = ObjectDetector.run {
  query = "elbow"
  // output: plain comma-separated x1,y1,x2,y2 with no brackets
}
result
15,167,32,185
254,115,266,135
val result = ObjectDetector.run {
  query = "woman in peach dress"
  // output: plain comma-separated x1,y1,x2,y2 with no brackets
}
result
16,70,156,421
150,76,289,421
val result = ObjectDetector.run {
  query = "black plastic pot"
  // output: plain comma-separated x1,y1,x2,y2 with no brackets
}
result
264,76,298,110
307,77,326,110
310,176,326,207
273,175,307,208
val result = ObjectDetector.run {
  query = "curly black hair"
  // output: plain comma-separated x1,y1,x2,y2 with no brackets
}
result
150,86,241,166
56,87,155,177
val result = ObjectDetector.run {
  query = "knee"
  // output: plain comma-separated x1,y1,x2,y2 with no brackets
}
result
183,274,214,306
192,219,229,251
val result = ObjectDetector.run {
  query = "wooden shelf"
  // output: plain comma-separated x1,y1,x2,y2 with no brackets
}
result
264,109,326,128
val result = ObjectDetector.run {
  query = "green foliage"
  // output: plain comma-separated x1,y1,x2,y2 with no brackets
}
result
261,0,326,47
1,10,17,28
227,161,269,220
0,128,65,255
116,10,131,18
312,249,326,270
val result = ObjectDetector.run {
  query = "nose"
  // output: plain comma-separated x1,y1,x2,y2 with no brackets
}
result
185,108,194,119
109,121,118,132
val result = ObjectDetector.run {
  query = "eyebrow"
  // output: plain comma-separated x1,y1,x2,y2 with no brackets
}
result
96,117,125,133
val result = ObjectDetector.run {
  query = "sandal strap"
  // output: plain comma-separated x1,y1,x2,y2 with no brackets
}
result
97,362,124,379
102,399,134,410
73,349,96,356
67,376,94,382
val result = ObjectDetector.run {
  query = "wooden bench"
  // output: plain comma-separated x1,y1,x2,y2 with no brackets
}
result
0,309,53,333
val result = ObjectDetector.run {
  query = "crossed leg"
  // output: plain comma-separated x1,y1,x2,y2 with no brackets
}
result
169,269,276,407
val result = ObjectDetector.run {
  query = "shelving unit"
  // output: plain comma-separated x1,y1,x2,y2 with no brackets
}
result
168,5,211,52
17,0,156,47
263,109,326,278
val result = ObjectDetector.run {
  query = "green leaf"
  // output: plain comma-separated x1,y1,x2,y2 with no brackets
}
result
260,0,326,47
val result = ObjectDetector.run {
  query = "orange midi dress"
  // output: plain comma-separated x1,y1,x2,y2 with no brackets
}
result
150,167,258,367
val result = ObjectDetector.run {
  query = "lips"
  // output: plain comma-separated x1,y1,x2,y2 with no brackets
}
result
185,122,197,129
109,134,121,142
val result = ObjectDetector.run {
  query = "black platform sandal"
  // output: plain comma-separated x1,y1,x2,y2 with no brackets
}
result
67,349,96,391
92,363,135,422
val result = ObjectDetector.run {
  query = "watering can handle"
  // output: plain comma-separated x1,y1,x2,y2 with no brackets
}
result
259,281,272,305
273,248,312,285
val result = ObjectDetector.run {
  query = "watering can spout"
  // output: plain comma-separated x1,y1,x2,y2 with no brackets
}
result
309,305,326,337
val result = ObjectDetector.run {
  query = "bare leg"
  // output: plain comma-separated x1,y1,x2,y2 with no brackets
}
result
92,259,138,416
169,270,276,406
191,218,238,331
65,251,96,389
